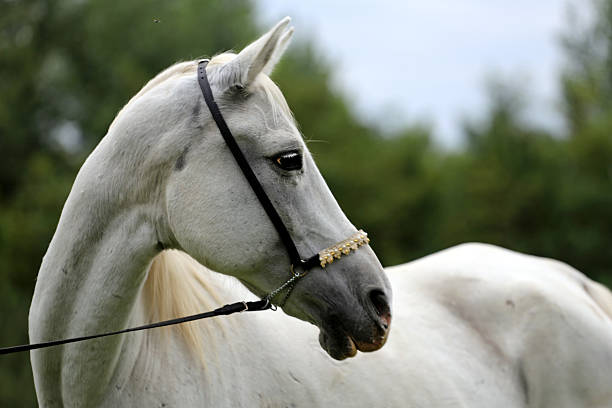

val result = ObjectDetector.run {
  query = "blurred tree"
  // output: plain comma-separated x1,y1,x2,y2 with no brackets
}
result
435,82,569,260
274,1,612,286
557,0,612,285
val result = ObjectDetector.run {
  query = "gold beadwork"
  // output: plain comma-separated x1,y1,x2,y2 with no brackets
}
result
318,230,370,268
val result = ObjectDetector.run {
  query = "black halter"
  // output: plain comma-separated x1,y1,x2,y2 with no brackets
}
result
197,60,370,304
0,60,370,355
197,60,319,304
197,60,320,271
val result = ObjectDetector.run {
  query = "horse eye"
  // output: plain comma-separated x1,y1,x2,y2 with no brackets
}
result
274,151,303,171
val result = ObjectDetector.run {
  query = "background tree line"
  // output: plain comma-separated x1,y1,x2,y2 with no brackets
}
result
1,0,611,404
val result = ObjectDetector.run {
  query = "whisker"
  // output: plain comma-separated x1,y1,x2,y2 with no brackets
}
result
304,139,330,145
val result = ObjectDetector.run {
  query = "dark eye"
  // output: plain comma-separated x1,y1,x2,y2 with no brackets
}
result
273,151,303,171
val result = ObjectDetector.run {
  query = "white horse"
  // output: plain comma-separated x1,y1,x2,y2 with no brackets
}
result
28,18,612,407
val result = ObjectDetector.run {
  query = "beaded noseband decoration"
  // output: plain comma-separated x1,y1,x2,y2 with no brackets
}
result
318,230,370,268
197,60,372,306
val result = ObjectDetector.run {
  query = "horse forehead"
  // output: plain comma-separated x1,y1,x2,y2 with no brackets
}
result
228,89,298,139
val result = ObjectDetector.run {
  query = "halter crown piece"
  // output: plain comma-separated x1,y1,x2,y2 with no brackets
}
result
196,59,371,305
0,60,373,355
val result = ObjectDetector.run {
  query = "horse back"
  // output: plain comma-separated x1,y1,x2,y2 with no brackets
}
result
387,243,612,408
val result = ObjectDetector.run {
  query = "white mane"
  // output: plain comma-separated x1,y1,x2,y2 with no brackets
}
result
142,250,241,361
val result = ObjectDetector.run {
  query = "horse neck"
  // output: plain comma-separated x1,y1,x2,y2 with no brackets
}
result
29,133,168,406
133,250,331,406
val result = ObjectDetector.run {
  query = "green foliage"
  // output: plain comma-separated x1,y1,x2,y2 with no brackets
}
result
0,0,611,404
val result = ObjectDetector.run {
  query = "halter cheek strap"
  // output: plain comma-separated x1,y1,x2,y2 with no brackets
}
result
197,60,311,269
197,60,370,304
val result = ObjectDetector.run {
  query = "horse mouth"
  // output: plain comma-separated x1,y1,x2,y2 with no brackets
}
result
318,326,389,360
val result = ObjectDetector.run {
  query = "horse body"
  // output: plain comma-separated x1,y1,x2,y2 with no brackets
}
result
27,18,612,407
101,244,611,407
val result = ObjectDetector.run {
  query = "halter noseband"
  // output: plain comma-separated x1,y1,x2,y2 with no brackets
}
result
197,59,370,305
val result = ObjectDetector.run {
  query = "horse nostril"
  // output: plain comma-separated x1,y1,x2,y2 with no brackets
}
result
368,289,391,330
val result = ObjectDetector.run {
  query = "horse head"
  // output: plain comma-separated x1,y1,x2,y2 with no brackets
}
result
115,18,392,360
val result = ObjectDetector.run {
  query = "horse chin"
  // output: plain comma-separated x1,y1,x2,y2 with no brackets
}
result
318,329,358,360
318,325,389,360
279,294,391,360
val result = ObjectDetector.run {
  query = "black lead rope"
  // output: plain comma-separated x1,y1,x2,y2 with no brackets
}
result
0,299,271,355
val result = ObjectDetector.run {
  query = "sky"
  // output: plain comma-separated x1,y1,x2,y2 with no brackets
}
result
254,0,578,148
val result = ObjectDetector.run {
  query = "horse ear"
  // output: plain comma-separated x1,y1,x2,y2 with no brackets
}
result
262,25,294,76
224,17,293,87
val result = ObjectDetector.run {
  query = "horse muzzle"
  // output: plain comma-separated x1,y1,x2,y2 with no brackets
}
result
316,286,392,360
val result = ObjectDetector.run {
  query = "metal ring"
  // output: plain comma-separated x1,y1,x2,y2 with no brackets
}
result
291,264,301,277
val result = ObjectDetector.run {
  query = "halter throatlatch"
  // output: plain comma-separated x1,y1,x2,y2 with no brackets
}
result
197,59,371,305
